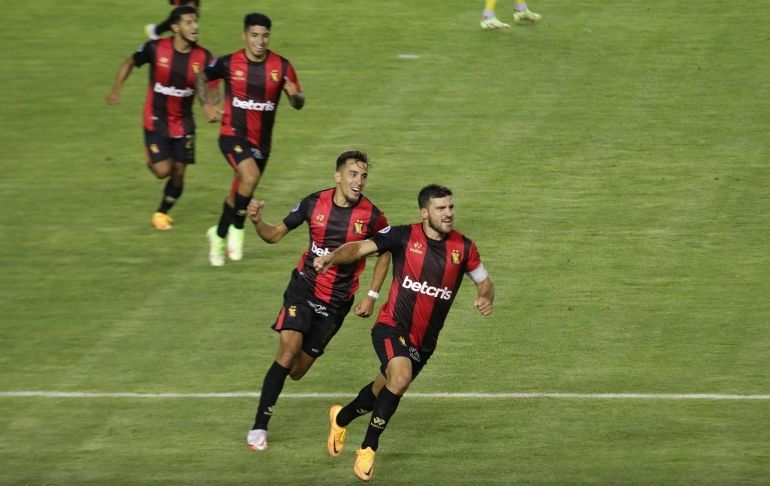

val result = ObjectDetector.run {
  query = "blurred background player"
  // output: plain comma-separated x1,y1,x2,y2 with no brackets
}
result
146,1,200,40
196,12,305,266
107,6,218,230
244,150,391,452
314,184,495,481
480,1,542,30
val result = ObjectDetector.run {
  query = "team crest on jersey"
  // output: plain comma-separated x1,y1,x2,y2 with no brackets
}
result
353,219,364,235
409,241,424,255
234,145,243,153
150,144,160,154
270,70,280,82
192,62,201,73
451,249,461,264
159,56,170,67
233,70,245,81
288,306,297,318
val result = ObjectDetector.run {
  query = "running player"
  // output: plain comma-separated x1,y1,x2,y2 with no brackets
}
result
196,12,305,266
146,1,200,40
480,1,542,30
244,151,391,452
107,6,218,230
314,184,495,481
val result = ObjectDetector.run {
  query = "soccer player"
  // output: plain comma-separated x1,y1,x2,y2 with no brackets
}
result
244,150,391,452
313,184,495,482
480,1,542,30
107,6,218,230
146,1,200,40
196,12,305,266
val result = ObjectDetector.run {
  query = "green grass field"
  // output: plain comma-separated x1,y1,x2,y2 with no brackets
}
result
1,0,769,484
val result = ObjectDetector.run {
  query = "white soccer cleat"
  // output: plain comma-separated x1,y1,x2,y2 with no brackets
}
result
207,226,226,267
480,17,511,30
227,225,245,261
247,429,268,451
145,23,159,40
513,8,542,23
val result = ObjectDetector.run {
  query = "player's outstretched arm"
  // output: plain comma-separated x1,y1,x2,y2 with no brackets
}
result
354,251,392,318
473,277,495,316
106,57,135,105
247,200,290,244
314,240,378,274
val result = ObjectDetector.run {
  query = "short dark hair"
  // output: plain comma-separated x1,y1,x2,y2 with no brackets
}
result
170,5,197,25
244,12,271,31
336,150,369,171
418,184,453,209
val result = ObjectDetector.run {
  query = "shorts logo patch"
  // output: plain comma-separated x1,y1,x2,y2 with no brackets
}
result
451,249,461,264
234,145,243,153
353,219,364,235
288,305,297,318
150,144,160,154
398,336,406,347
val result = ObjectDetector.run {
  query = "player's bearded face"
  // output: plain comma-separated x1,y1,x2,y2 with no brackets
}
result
335,159,368,206
176,14,199,43
425,196,455,236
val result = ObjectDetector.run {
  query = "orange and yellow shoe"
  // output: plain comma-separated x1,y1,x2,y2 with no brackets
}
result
353,447,376,481
327,404,347,457
151,212,173,230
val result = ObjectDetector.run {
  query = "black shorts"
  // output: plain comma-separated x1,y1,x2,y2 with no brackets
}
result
371,324,432,379
218,136,269,173
272,269,354,358
143,129,195,165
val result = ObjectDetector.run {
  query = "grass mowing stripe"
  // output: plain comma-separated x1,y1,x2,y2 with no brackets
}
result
2,391,768,400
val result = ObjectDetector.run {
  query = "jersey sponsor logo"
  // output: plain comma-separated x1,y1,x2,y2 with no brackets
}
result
311,240,330,257
153,82,194,97
231,96,276,111
353,219,364,235
451,249,461,264
401,275,453,301
270,69,280,82
409,241,424,255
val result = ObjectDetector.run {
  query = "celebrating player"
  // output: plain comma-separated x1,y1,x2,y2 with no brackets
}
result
314,184,495,481
196,12,305,266
107,6,218,230
244,151,391,452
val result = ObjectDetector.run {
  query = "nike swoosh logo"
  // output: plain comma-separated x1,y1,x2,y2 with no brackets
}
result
333,442,340,454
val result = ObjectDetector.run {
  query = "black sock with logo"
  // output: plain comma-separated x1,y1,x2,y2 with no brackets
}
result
158,180,182,213
253,361,291,430
337,381,376,427
361,386,402,451
232,193,251,229
216,200,233,238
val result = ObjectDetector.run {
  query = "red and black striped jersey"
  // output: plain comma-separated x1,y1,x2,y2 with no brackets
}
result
283,188,388,306
203,49,300,155
133,38,215,137
372,224,483,353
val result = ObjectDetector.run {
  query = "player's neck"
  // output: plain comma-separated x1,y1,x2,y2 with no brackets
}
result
332,189,355,208
245,50,268,63
173,36,193,53
422,222,448,241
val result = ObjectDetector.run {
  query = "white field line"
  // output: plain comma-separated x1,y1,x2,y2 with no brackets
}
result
1,391,769,400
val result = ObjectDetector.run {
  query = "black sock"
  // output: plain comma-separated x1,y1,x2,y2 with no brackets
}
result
337,382,376,427
232,193,251,229
216,200,233,238
253,361,291,430
157,180,183,213
361,386,402,451
154,17,172,36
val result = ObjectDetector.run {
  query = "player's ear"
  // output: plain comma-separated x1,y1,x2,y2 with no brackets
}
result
420,207,429,220
334,171,342,184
